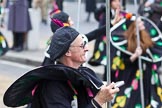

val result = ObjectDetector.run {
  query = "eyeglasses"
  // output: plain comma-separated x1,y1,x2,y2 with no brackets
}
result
70,41,87,49
70,34,88,49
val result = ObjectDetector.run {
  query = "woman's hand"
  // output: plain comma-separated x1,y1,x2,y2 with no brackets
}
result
135,47,143,56
130,47,143,62
144,0,154,7
112,8,123,26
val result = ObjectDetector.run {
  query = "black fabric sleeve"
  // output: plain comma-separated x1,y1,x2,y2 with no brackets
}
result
84,99,102,108
91,99,102,108
85,25,106,42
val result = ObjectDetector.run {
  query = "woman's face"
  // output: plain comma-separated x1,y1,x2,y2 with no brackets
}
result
111,0,121,10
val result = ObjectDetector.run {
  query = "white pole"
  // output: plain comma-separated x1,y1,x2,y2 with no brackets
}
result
76,0,81,31
134,0,145,107
106,0,111,107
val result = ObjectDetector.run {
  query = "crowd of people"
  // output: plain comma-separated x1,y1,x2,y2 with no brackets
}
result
1,0,162,108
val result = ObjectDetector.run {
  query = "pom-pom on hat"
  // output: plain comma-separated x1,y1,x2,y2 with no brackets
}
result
50,9,70,33
47,26,79,61
51,10,69,23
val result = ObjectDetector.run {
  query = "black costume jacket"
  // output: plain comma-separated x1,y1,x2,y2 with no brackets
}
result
3,64,104,108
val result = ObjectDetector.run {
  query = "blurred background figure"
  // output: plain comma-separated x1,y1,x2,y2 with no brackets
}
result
138,0,162,26
55,0,64,11
0,0,9,56
7,0,32,52
88,0,123,81
32,0,49,25
28,0,32,8
144,0,155,6
0,0,5,27
121,0,126,10
85,0,96,22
